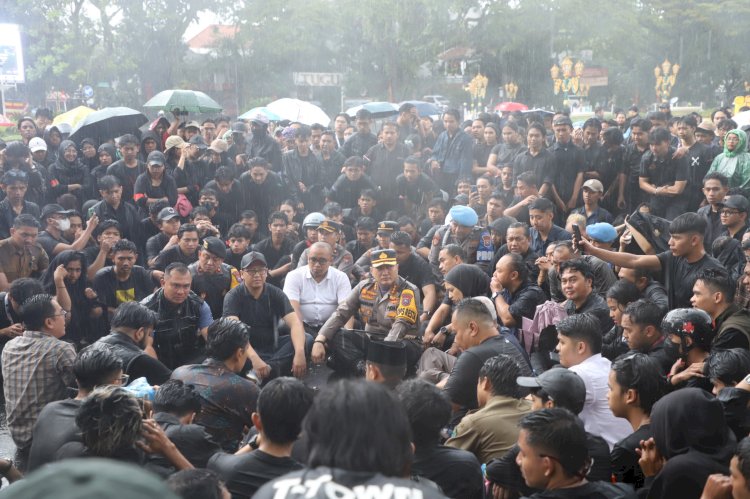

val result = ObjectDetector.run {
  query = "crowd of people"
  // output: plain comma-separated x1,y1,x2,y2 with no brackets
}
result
0,100,750,498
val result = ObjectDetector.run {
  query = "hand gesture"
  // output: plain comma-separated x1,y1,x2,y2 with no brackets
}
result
53,264,68,285
701,473,733,499
87,213,99,230
84,288,98,300
637,437,665,477
137,419,175,456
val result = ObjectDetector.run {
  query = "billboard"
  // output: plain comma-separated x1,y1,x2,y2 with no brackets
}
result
0,24,25,84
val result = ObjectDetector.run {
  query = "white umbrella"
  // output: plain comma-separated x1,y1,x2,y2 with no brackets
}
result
266,98,330,126
734,110,750,129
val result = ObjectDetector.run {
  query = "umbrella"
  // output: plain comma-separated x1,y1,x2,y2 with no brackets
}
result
734,110,750,129
266,98,330,126
238,106,282,121
143,89,222,114
521,108,554,115
52,106,95,128
495,102,529,112
0,114,15,127
400,100,441,117
69,107,148,144
345,101,399,119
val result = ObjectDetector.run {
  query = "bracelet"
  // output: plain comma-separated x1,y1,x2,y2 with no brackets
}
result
314,340,326,345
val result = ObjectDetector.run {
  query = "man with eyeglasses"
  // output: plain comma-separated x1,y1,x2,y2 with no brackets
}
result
2,293,76,468
223,251,311,381
718,195,750,242
283,242,351,337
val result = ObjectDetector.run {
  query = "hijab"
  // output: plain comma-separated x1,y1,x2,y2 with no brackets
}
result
444,264,490,298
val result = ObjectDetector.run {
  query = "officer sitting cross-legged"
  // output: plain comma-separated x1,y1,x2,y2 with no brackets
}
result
312,249,423,376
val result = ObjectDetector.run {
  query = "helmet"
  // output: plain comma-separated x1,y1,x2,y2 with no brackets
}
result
661,308,714,351
302,212,325,229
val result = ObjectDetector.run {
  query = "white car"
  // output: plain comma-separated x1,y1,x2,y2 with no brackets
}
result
422,95,450,111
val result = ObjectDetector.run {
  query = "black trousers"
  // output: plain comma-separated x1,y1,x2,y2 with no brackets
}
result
328,329,422,377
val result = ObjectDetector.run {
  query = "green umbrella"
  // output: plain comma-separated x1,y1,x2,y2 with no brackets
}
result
143,89,222,114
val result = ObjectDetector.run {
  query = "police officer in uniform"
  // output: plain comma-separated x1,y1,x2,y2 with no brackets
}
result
188,236,240,319
298,219,361,283
428,205,491,278
141,262,213,369
312,249,422,376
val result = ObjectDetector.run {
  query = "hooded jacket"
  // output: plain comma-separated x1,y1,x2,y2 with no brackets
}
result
707,129,750,195
643,388,735,499
47,139,94,204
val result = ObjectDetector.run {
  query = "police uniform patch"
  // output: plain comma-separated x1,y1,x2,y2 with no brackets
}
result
396,289,418,324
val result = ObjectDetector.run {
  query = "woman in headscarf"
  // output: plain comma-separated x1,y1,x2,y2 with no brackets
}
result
43,125,64,163
41,250,105,347
638,388,735,499
79,138,99,170
47,139,94,207
91,142,118,192
707,129,750,196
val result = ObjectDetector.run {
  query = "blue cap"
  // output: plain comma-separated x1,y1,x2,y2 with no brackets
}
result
587,222,617,243
449,205,478,227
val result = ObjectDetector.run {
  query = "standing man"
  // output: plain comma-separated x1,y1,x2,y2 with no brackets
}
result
341,109,378,159
141,262,213,370
317,130,346,186
223,252,310,381
91,175,144,252
364,122,409,205
698,173,729,250
247,114,282,173
2,294,76,466
639,127,689,219
106,134,145,206
332,113,350,149
283,242,352,336
0,214,49,291
543,116,585,219
429,109,474,194
282,126,325,211
718,195,750,242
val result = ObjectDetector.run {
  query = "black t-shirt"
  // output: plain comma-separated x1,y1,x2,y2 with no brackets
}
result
528,482,636,499
226,248,249,271
146,232,170,262
252,237,295,270
412,445,483,499
82,245,111,269
504,280,547,326
611,424,651,489
127,353,172,385
656,251,723,309
27,399,82,471
639,149,688,188
398,253,436,290
153,245,198,271
222,283,294,349
208,450,303,499
153,412,220,469
93,266,156,309
37,230,66,258
445,334,532,411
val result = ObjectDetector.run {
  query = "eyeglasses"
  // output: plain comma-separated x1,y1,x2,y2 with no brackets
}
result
309,257,329,265
52,310,69,319
720,209,741,216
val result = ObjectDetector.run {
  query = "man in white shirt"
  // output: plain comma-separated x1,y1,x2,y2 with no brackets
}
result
283,242,351,335
555,312,631,450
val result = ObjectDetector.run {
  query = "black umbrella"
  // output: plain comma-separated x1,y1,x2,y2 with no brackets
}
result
68,107,148,144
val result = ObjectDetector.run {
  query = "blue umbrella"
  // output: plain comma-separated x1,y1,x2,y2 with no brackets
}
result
345,101,399,119
238,106,282,121
400,100,441,117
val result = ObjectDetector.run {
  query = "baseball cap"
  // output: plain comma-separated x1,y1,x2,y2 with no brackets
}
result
587,222,618,243
582,179,604,193
377,220,399,236
250,113,270,125
231,121,247,133
146,150,166,166
29,137,47,152
164,135,186,152
184,120,201,130
719,195,750,212
240,251,268,269
208,139,228,153
371,249,397,267
367,340,406,367
516,367,587,414
553,116,573,127
157,207,180,221
188,134,208,149
317,219,342,233
200,236,227,259
1,169,29,184
41,203,74,221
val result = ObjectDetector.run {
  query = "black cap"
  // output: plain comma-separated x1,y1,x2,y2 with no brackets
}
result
240,251,267,269
157,207,180,221
231,121,247,133
41,203,74,221
188,134,208,149
719,195,750,213
367,340,406,367
489,216,514,236
552,116,573,127
200,236,227,259
377,220,399,235
1,169,29,184
516,368,586,414
146,150,166,166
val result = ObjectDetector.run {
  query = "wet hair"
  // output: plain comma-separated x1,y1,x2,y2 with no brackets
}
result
153,379,202,416
528,197,555,213
583,118,602,132
516,171,538,187
696,267,735,302
404,155,420,166
479,354,520,398
390,231,412,247
629,118,652,132
8,278,44,307
518,408,588,478
648,127,672,144
718,119,738,132
94,219,122,238
167,469,226,499
112,238,137,255
268,211,288,226
248,157,269,169
343,156,365,169
503,252,529,282
111,301,159,330
611,353,667,415
178,223,199,238
19,294,56,331
117,134,139,147
76,386,142,457
214,166,234,182
164,262,190,279
556,313,602,354
227,223,252,239
703,172,729,187
257,377,314,445
706,349,750,388
397,379,451,447
98,175,122,191
606,279,641,306
240,210,258,221
602,127,624,146
305,379,412,477
13,213,40,230
428,198,448,211
205,318,250,361
559,258,594,281
74,347,123,391
623,299,664,329
322,202,343,217
443,109,461,121
441,244,466,261
677,115,698,128
669,212,707,236
149,199,170,216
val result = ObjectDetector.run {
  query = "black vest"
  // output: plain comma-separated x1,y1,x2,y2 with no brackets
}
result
96,332,146,373
142,289,204,370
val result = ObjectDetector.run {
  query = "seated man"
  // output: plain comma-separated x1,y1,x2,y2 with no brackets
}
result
298,219,359,283
397,379,484,499
225,222,254,270
171,318,260,452
188,236,241,320
547,240,617,302
0,278,43,359
691,267,750,350
283,242,351,336
36,203,98,258
446,354,532,463
223,252,310,380
145,207,181,268
618,266,669,314
153,223,200,271
390,231,438,322
558,258,614,331
556,313,631,449
27,347,123,471
94,301,172,385
83,219,122,280
365,339,408,389
621,299,675,374
490,253,546,334
662,308,715,392
0,214,49,291
312,249,422,377
208,378,314,499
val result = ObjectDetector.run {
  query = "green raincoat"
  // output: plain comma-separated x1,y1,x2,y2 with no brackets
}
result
707,129,750,195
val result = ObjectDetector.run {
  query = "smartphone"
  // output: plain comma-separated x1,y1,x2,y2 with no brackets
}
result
470,185,478,194
572,223,584,254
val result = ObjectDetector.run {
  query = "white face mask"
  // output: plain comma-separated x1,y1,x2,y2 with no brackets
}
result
57,218,71,232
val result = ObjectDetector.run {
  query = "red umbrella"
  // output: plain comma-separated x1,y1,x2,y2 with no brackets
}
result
495,102,528,112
